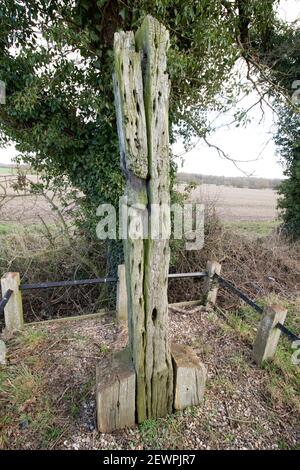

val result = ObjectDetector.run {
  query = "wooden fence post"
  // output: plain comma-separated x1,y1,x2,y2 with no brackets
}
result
116,264,128,323
0,340,7,365
252,304,287,366
203,261,221,306
1,272,24,333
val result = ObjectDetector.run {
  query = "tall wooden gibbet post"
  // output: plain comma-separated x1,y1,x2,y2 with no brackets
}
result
96,16,206,432
113,16,173,422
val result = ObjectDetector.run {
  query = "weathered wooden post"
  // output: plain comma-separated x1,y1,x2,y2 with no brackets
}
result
252,304,287,366
0,340,7,365
96,15,206,432
113,15,173,423
116,264,128,323
203,260,222,306
1,272,24,333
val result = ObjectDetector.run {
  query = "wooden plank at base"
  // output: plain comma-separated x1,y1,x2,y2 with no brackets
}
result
171,343,207,411
96,347,136,432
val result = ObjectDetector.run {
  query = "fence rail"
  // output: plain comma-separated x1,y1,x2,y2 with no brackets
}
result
168,272,207,279
1,266,299,348
215,273,299,343
275,322,300,343
19,277,118,291
215,274,264,314
20,272,207,291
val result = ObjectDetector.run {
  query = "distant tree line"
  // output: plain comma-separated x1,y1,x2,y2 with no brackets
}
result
176,173,282,190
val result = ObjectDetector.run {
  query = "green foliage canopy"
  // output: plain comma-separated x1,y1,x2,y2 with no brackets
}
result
0,1,279,230
258,21,300,238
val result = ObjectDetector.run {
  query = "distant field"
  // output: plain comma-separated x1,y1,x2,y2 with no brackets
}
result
0,177,279,227
179,183,279,221
0,174,59,224
0,166,17,174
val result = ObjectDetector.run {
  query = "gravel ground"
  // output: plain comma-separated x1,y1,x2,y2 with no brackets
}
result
1,306,299,450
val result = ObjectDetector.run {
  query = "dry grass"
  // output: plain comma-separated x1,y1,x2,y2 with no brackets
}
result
1,175,299,450
1,208,299,327
0,227,110,324
0,306,299,450
0,174,60,224
169,215,300,316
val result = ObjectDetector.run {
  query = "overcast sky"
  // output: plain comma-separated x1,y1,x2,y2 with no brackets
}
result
0,0,299,178
175,0,300,178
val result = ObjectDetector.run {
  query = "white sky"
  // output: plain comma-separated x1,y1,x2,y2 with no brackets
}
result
0,0,299,178
175,0,300,178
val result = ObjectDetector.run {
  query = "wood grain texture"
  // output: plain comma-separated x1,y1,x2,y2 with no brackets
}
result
96,348,135,433
253,304,287,365
114,16,173,423
172,343,207,411
1,272,24,332
203,261,221,306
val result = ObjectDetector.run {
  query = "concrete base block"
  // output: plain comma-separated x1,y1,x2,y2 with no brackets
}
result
171,343,207,411
96,347,135,433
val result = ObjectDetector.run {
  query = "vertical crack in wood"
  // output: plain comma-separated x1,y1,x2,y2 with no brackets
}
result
114,16,173,423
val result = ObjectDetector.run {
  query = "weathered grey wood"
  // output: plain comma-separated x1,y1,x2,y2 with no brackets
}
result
114,28,148,423
113,31,148,179
253,304,287,365
172,343,207,410
116,264,128,323
0,340,7,365
136,16,173,421
1,272,24,333
203,261,221,306
96,347,135,433
114,16,173,423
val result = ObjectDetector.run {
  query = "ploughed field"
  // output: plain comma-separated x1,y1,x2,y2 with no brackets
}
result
178,183,279,222
0,172,279,225
0,174,66,225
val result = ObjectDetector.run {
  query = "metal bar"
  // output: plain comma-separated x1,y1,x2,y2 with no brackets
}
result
215,274,264,314
276,322,300,343
216,274,300,345
20,277,118,291
168,271,207,279
20,272,207,291
0,289,13,314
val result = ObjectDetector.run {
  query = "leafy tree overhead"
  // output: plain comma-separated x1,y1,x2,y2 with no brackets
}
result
274,26,300,239
276,108,300,239
0,1,280,246
255,21,300,238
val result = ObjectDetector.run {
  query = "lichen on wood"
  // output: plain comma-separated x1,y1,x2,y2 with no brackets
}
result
113,15,173,423
96,347,136,432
